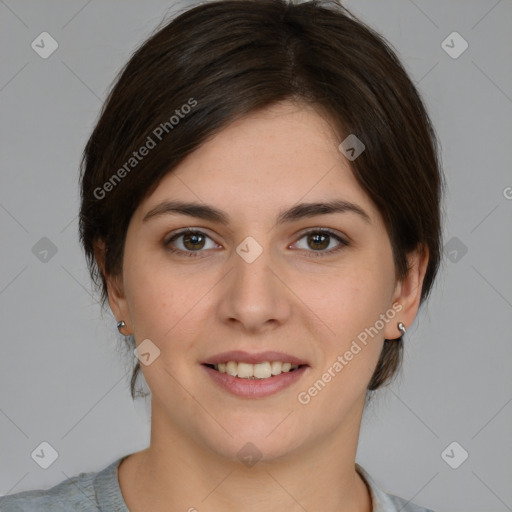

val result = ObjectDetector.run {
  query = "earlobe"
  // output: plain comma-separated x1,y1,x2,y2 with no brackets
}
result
385,245,429,340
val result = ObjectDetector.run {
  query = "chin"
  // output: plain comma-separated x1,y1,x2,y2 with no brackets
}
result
194,413,308,465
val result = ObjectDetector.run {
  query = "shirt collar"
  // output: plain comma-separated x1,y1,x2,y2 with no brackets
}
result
356,463,407,512
94,456,130,512
94,457,409,512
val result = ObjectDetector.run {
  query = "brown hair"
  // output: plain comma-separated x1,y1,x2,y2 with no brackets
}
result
79,0,444,400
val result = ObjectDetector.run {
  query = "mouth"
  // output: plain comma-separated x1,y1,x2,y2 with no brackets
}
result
201,351,309,398
203,361,304,379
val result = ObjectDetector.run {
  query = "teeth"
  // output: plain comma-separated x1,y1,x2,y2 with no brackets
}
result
270,361,282,375
226,361,238,377
212,361,300,379
254,362,272,379
237,362,253,378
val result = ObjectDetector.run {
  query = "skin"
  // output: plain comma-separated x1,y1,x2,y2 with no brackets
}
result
96,100,428,512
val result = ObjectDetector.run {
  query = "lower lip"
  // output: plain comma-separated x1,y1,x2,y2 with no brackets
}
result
202,365,308,398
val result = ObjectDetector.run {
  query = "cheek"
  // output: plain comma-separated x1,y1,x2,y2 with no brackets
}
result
295,274,391,419
304,257,395,340
122,244,176,337
302,251,396,383
122,247,218,350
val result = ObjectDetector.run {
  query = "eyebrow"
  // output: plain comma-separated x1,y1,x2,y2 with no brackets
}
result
142,199,372,225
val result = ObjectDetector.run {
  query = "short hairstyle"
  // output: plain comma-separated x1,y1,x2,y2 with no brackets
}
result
79,0,444,400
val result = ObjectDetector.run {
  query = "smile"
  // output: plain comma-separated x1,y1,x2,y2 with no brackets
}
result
205,361,301,379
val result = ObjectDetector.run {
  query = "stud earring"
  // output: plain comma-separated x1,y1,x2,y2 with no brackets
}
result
117,320,127,334
397,322,406,336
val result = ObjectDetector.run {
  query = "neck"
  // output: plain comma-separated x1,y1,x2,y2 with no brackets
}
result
118,398,372,512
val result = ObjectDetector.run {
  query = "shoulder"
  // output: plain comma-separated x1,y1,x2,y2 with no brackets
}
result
0,458,126,512
385,493,436,512
356,464,436,512
0,472,97,512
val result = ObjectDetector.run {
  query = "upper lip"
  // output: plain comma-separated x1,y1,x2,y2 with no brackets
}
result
202,350,309,366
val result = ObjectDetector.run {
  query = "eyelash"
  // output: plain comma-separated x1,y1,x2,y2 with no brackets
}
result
164,228,349,258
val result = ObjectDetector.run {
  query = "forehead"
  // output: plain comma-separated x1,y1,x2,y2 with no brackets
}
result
136,100,380,225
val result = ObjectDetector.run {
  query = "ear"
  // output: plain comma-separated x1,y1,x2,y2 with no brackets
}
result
93,239,133,335
384,244,429,340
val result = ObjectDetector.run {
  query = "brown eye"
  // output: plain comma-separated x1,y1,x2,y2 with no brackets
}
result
293,229,349,256
182,232,206,250
307,232,330,250
165,229,217,257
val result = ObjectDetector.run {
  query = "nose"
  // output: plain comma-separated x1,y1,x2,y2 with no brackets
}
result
217,239,291,333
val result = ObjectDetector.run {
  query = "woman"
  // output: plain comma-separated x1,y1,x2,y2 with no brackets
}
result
0,0,443,510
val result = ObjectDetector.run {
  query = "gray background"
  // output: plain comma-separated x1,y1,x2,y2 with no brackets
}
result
1,1,511,511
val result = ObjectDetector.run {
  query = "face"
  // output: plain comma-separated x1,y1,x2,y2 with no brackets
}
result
105,100,425,463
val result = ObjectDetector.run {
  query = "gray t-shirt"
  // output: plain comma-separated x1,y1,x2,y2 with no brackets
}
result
0,457,435,511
